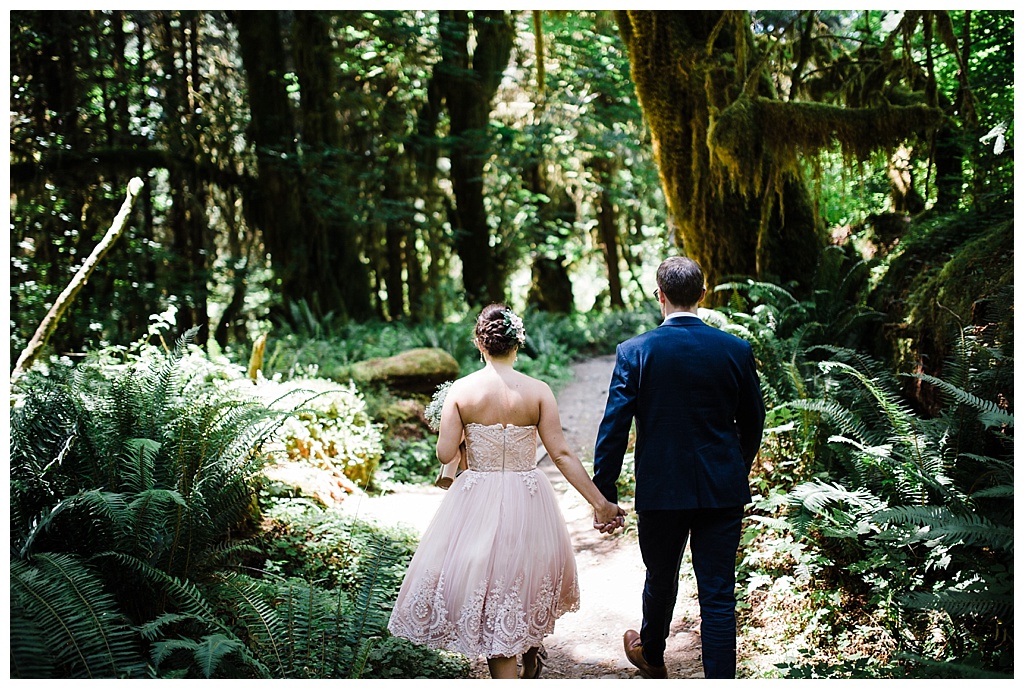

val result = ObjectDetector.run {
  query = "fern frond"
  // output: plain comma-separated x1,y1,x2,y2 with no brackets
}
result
121,438,161,493
151,633,269,679
714,278,800,307
900,589,1013,618
872,506,1013,553
898,654,1011,679
215,572,288,674
786,399,878,445
19,490,130,558
907,373,1013,429
96,551,219,621
786,480,885,538
348,637,379,679
341,530,404,678
11,553,148,678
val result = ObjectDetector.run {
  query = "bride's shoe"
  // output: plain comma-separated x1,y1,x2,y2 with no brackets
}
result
520,654,544,679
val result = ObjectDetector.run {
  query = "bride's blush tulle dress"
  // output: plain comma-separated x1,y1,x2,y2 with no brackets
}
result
387,423,580,658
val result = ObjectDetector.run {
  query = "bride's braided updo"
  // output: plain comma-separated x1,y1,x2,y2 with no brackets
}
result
474,303,527,357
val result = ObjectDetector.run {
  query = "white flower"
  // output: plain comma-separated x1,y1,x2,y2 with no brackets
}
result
504,310,526,346
425,380,453,432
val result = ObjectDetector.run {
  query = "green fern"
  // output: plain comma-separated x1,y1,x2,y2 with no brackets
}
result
871,506,1013,553
908,373,1013,429
11,553,149,678
151,634,268,679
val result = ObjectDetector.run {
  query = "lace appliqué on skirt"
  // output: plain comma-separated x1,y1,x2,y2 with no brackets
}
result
390,568,578,658
520,470,539,496
387,568,457,649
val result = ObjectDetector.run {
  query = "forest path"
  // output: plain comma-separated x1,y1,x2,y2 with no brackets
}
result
343,355,706,680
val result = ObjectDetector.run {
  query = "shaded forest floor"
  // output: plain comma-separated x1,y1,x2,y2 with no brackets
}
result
343,355,706,679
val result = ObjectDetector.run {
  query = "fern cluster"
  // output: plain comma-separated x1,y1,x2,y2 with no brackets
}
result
778,334,1012,675
709,250,1012,678
9,330,460,679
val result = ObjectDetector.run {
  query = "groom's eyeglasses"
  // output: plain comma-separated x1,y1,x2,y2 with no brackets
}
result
652,287,660,300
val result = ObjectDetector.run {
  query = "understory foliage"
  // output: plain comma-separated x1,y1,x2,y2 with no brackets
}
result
8,330,463,679
719,248,1013,678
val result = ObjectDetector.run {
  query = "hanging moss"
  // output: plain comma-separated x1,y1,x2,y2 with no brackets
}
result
709,95,944,196
618,10,822,296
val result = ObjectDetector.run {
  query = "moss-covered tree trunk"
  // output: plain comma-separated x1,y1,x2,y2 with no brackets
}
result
524,157,574,314
235,11,373,323
616,11,822,296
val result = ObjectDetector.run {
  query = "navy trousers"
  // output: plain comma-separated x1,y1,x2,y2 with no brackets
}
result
637,506,745,679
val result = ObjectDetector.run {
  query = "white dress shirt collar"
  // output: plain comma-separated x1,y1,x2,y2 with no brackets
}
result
662,310,701,324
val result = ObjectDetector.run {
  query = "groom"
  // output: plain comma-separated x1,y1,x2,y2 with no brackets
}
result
592,256,765,679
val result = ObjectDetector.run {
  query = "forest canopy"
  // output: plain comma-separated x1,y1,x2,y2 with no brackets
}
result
8,9,1013,375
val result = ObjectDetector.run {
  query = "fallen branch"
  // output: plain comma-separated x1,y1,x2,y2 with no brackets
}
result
10,177,145,386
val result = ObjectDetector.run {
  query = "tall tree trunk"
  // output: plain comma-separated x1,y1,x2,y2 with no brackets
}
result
411,72,448,320
524,160,574,313
438,10,515,307
591,156,624,308
617,11,822,297
292,11,372,321
157,12,209,343
233,11,313,324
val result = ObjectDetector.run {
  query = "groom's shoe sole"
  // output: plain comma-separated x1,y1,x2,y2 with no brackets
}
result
623,630,669,679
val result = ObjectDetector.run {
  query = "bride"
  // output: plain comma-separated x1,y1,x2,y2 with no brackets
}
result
387,304,625,679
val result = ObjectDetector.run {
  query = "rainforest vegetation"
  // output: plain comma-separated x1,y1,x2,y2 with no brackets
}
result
8,9,1013,679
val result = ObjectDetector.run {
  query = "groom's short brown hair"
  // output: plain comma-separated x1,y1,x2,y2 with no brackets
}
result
657,256,706,307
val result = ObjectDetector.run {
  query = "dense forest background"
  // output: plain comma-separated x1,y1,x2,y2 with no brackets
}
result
8,9,1013,680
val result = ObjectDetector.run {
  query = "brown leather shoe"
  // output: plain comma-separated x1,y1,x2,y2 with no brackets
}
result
623,630,668,679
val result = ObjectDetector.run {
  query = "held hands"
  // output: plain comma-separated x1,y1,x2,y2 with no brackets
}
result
593,501,626,534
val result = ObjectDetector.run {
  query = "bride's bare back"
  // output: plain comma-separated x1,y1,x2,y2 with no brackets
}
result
435,359,620,533
436,364,572,465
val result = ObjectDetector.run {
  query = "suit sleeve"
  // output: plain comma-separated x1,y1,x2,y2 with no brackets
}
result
736,343,766,472
592,344,638,504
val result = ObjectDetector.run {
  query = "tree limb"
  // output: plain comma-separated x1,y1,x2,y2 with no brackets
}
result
10,177,145,386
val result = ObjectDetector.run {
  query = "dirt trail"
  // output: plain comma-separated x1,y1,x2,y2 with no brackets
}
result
344,355,705,679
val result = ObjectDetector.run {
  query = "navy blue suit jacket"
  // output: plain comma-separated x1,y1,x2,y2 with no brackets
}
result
592,314,765,511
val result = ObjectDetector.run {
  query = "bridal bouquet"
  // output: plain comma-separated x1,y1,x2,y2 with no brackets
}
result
424,380,452,432
424,380,464,489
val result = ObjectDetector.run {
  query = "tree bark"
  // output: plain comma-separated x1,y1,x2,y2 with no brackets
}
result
617,11,822,296
524,160,574,314
158,13,210,343
591,156,624,308
293,11,373,321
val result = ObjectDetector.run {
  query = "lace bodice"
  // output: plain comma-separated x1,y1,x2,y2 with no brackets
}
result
464,423,538,472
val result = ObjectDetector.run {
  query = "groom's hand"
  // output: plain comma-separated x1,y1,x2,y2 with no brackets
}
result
593,502,626,533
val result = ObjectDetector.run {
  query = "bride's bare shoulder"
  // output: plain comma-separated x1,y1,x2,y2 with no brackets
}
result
515,371,552,396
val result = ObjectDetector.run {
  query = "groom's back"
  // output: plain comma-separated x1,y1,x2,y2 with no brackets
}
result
621,318,762,509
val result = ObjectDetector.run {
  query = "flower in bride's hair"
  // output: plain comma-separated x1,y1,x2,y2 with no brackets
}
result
424,380,453,432
503,310,526,346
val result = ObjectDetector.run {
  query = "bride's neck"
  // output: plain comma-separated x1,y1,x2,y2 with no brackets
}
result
483,351,517,369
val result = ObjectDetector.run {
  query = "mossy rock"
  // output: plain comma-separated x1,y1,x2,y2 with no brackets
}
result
348,347,459,395
869,213,1013,411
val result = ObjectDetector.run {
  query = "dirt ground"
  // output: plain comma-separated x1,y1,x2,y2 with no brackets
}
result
344,355,707,680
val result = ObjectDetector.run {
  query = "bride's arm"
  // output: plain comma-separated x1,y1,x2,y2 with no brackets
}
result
536,383,625,528
436,383,465,465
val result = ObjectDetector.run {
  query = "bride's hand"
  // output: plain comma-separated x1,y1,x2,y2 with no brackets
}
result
593,501,625,533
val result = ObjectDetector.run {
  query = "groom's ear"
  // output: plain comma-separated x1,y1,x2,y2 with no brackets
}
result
698,286,707,304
